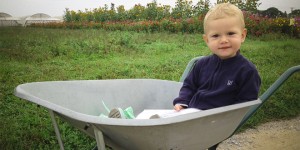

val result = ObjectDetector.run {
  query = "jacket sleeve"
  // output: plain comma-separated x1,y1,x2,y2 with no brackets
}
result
235,68,261,103
173,61,201,106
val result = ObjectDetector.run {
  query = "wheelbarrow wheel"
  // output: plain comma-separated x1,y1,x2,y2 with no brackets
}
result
208,143,219,150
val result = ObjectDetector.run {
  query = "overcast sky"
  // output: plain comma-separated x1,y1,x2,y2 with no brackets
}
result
0,0,299,17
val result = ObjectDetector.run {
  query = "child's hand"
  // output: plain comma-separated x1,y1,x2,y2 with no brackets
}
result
174,104,184,111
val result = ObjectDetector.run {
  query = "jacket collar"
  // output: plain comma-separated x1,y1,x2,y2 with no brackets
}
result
213,50,241,63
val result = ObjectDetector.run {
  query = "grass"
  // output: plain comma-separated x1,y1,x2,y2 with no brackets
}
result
0,27,299,149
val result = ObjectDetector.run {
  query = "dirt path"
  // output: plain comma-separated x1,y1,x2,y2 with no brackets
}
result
218,116,300,150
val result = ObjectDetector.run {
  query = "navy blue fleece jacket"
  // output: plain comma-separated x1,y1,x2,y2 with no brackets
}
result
173,53,261,110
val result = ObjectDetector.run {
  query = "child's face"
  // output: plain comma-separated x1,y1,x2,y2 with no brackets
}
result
203,17,247,60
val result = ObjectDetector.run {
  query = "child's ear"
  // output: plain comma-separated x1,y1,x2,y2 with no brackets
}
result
203,34,208,44
241,28,247,42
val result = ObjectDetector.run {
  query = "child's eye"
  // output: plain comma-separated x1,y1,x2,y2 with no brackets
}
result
228,32,236,35
211,34,219,38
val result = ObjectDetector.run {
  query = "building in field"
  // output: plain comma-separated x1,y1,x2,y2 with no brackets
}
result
25,13,62,26
0,12,21,26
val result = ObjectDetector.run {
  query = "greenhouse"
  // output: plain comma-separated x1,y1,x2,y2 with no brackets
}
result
25,13,62,26
0,12,21,26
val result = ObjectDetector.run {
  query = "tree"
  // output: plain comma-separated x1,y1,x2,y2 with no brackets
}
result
144,0,158,20
289,9,300,17
128,4,145,20
64,8,72,22
259,7,284,18
172,0,193,19
243,0,261,12
216,0,261,12
116,5,127,21
193,0,210,16
108,3,117,21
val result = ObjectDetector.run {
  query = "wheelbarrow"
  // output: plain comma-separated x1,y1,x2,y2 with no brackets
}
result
14,56,300,150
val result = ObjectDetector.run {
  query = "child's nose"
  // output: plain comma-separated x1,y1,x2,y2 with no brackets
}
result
220,36,228,43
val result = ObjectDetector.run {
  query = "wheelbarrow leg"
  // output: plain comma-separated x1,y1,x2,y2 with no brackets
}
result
208,143,219,150
93,125,106,150
49,110,64,150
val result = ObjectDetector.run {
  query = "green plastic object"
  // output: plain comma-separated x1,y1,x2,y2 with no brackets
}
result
100,101,135,119
124,107,135,119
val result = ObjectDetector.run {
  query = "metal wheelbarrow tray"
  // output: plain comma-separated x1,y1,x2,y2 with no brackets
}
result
14,55,300,150
15,79,261,150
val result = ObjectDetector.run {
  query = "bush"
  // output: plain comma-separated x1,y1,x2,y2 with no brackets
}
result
30,4,300,37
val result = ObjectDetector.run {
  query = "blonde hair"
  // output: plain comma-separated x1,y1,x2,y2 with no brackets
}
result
203,3,245,33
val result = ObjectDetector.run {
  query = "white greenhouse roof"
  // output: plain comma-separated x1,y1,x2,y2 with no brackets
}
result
25,13,61,21
0,12,20,20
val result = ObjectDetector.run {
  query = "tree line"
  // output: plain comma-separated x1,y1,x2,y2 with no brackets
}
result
64,0,259,22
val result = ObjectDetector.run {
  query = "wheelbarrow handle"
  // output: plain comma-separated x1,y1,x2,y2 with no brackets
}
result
230,65,300,141
259,65,300,102
241,65,300,127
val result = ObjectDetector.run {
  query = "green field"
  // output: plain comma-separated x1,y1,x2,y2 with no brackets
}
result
0,27,299,149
